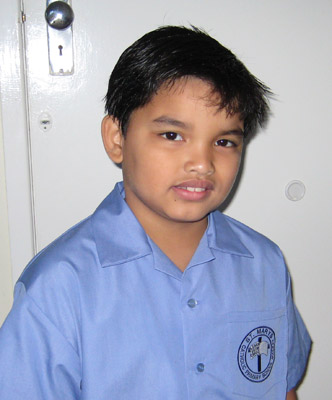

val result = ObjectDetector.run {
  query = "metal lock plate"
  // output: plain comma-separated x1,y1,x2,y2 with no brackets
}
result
45,0,74,75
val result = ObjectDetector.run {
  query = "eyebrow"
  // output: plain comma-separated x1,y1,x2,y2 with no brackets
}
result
152,115,244,136
225,129,245,137
152,116,191,129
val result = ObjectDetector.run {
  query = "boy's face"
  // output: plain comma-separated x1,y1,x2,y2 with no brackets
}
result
103,78,244,230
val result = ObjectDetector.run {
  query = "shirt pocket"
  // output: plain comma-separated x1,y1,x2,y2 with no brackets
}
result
223,308,287,399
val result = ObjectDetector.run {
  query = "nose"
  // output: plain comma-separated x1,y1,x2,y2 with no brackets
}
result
184,146,215,176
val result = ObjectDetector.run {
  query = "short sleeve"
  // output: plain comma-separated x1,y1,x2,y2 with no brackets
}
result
286,273,312,391
0,282,81,399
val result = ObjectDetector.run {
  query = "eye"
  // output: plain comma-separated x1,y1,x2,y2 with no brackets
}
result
160,132,183,141
215,139,236,147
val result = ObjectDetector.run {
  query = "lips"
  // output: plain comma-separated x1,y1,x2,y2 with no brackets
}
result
172,180,213,200
175,180,214,191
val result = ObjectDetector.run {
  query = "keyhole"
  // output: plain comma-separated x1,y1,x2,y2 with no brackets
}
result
58,45,63,56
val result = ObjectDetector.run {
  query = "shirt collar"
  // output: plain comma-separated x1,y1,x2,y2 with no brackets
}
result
208,211,253,258
91,182,253,268
91,182,152,268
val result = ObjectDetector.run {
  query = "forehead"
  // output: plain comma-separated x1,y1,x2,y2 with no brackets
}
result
132,78,222,122
127,77,244,132
155,77,220,107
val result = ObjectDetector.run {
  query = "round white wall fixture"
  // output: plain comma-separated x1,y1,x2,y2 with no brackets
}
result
285,180,306,201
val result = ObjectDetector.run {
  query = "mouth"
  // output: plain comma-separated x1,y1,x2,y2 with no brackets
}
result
172,180,213,200
177,187,207,193
175,180,214,191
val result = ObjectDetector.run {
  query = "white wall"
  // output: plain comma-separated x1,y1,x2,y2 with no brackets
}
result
0,101,13,326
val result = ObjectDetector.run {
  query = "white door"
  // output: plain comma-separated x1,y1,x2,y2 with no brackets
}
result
1,0,332,398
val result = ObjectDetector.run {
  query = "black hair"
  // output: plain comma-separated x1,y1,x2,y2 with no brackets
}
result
105,25,271,137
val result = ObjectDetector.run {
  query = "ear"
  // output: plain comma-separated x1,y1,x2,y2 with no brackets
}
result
101,116,124,164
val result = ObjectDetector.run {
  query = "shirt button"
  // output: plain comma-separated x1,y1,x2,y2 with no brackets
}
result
196,363,205,372
187,298,198,308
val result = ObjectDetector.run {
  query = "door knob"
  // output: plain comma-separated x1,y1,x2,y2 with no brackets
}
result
45,1,74,75
45,1,74,30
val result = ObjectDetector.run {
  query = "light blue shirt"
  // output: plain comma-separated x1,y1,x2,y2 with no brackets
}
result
0,182,311,399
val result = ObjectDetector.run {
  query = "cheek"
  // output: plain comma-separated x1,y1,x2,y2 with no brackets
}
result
229,163,241,185
219,155,242,179
145,151,176,174
233,157,242,176
122,151,161,188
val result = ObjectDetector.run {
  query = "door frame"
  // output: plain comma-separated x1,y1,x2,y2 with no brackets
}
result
0,0,35,284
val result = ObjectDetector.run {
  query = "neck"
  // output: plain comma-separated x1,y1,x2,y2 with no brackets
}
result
140,215,208,272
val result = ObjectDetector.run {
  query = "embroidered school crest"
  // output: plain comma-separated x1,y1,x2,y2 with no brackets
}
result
237,326,275,383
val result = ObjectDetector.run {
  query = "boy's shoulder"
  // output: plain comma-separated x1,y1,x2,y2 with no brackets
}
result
18,213,94,294
18,183,145,292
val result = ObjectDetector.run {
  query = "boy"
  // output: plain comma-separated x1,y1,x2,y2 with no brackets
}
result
0,26,310,399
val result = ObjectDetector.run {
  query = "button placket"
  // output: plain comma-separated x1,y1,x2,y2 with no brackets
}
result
181,269,209,392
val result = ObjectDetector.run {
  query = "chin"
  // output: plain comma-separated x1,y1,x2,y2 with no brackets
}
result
167,211,210,224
